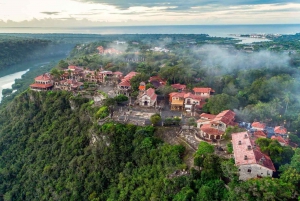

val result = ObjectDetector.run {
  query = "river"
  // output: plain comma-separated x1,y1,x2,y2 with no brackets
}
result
0,56,67,102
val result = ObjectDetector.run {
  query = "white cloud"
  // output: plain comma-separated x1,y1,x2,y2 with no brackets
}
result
0,0,299,25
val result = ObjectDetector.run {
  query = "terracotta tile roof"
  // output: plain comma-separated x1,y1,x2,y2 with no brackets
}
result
201,124,224,135
232,132,275,171
200,113,217,120
30,83,53,88
193,87,215,93
118,80,131,87
171,83,186,90
274,126,287,134
271,136,288,145
35,74,52,81
184,93,202,101
100,70,112,74
254,130,267,138
68,66,83,71
252,122,266,129
212,110,235,126
122,71,139,82
172,92,186,98
113,71,123,75
146,88,157,101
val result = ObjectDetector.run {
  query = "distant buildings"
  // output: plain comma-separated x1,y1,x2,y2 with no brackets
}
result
232,132,275,181
97,46,123,55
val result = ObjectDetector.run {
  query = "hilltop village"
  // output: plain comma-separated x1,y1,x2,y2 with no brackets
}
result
1,33,300,200
29,61,296,181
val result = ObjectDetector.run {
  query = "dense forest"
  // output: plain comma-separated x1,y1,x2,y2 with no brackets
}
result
0,91,299,200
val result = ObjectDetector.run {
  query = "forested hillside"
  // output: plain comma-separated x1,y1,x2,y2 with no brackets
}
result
0,35,78,72
0,91,299,201
0,36,52,70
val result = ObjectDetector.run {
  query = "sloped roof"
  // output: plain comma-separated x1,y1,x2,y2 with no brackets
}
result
254,130,267,138
232,132,275,171
271,135,288,145
146,88,157,101
30,83,53,88
200,113,217,120
118,80,131,87
171,83,186,90
200,124,224,135
122,71,139,82
274,126,287,134
252,122,266,129
113,71,123,75
193,87,215,93
212,110,235,125
172,92,186,98
184,93,201,101
35,74,52,81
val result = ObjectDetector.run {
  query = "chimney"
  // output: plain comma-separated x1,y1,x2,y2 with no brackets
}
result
244,155,248,160
247,145,252,150
238,140,242,145
244,134,248,138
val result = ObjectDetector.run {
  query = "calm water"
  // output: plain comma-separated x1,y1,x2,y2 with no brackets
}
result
0,69,29,102
0,24,299,37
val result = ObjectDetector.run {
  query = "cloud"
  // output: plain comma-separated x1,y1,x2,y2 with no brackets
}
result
75,0,300,10
40,12,61,15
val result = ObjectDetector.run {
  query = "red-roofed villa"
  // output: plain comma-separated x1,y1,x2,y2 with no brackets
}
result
232,132,275,180
30,74,54,91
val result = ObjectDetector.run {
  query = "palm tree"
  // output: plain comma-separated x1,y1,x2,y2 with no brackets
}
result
283,92,291,115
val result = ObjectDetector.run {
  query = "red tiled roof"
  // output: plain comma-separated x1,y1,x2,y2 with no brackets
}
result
201,124,224,135
271,136,288,145
212,110,235,126
254,130,267,138
35,74,52,81
274,126,287,134
122,71,139,82
200,113,217,120
146,88,157,101
171,83,186,90
118,80,131,87
113,71,123,75
252,122,266,129
193,87,214,93
232,132,275,171
30,83,53,89
184,93,202,101
172,92,186,98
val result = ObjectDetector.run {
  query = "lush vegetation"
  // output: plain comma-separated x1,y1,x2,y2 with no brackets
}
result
0,91,298,200
0,36,50,70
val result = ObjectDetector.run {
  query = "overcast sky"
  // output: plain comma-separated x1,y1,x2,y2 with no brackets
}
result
0,0,299,26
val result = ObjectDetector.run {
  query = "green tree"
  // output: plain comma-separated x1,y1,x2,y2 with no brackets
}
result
150,113,161,125
202,93,239,114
